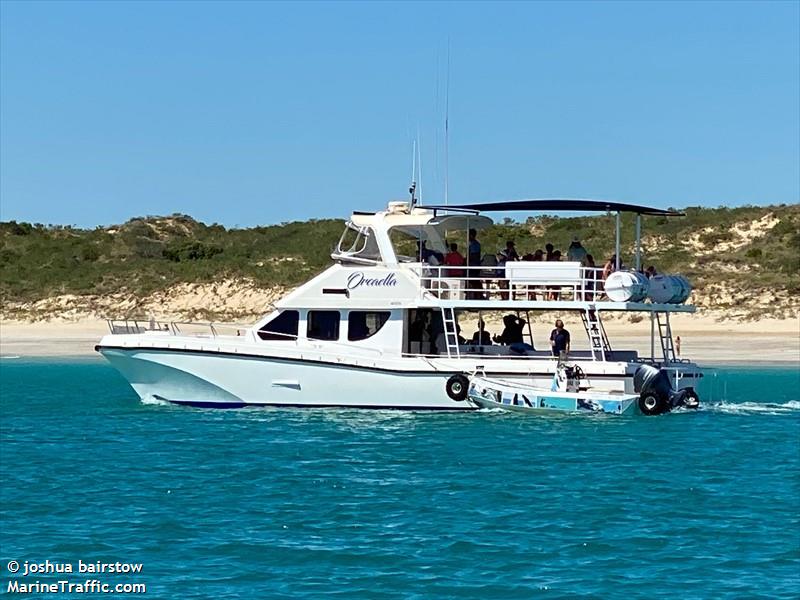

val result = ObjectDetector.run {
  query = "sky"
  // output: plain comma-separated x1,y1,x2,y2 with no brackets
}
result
1,0,798,228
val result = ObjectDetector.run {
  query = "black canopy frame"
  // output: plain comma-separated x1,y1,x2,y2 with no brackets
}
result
419,198,683,217
418,198,685,270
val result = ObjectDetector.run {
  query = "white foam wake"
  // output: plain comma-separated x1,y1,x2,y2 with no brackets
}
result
140,395,170,406
703,400,800,415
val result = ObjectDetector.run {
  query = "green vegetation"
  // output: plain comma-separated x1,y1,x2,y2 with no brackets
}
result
1,205,798,317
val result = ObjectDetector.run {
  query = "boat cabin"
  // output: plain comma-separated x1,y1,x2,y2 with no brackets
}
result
252,199,693,367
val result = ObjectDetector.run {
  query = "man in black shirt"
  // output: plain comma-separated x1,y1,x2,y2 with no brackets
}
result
549,319,570,357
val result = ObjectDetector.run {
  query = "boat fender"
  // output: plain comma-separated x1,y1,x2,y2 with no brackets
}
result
445,374,470,401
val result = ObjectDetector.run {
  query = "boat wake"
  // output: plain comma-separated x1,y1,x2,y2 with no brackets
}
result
701,400,800,415
140,395,170,406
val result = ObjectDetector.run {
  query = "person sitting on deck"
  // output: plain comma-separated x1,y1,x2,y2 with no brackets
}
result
545,243,555,261
417,241,443,265
493,314,526,345
500,240,519,262
645,265,657,278
443,243,466,277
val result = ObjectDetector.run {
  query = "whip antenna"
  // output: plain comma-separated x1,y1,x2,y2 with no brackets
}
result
417,127,423,204
444,39,450,206
409,139,417,206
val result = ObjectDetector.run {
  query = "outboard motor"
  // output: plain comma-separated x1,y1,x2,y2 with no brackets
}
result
633,364,699,415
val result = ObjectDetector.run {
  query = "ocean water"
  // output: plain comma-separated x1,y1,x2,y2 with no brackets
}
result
1,358,798,599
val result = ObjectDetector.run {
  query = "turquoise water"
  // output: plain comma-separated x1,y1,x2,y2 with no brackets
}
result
1,359,798,598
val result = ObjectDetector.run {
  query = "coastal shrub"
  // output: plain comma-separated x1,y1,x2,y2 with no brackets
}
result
2,221,33,236
163,240,223,262
80,244,101,262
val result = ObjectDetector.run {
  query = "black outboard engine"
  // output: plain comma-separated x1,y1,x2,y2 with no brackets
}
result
633,364,699,416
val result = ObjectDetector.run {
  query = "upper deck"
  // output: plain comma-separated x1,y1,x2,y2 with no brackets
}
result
281,199,696,313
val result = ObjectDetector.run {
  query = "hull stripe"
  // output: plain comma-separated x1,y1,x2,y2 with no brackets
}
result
164,398,472,411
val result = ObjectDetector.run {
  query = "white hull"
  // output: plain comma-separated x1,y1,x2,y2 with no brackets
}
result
101,347,468,409
98,339,702,410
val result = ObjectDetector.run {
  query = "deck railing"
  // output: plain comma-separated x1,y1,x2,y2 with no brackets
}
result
106,319,252,338
413,263,605,302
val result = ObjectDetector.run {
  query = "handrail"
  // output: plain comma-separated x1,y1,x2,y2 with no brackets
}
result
106,319,252,338
410,263,606,302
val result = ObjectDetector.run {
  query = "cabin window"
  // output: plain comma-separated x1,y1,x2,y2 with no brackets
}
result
307,310,340,341
348,311,391,341
389,225,447,263
257,310,299,341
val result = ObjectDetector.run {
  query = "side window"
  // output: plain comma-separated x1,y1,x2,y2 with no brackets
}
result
257,310,299,341
307,311,340,341
348,311,391,341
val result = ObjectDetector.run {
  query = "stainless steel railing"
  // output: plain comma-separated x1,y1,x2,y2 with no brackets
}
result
106,319,251,338
412,264,606,302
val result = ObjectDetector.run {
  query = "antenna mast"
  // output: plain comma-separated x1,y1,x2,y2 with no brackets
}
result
417,127,423,204
444,39,450,206
409,140,417,207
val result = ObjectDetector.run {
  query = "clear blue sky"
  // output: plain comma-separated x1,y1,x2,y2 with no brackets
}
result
1,0,798,227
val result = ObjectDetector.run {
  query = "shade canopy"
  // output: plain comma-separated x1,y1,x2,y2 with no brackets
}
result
421,198,683,216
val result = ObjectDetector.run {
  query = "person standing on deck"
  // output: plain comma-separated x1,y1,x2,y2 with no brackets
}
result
567,237,587,263
550,319,571,357
467,229,481,266
584,254,598,300
466,228,483,299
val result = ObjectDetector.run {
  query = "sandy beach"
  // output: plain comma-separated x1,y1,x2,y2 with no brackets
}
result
1,313,798,365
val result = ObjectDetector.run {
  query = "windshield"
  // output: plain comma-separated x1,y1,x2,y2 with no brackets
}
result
333,222,382,264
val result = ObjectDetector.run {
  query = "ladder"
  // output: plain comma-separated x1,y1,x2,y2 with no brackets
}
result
441,307,461,359
581,309,612,361
655,312,676,364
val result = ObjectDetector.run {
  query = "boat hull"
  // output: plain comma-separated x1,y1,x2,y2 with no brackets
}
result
97,342,699,411
99,347,470,410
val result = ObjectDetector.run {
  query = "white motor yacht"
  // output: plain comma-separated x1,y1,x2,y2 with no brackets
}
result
96,197,703,411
